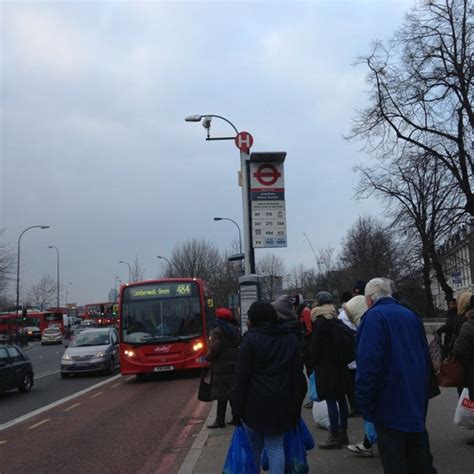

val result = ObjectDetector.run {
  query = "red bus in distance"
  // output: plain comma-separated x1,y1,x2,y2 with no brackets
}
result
0,309,64,337
119,278,215,376
83,302,117,327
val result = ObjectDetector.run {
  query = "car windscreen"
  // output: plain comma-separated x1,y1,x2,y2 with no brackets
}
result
121,282,203,344
70,332,110,347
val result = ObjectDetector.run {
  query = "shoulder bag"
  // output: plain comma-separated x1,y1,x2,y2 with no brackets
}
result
197,368,213,402
437,358,465,387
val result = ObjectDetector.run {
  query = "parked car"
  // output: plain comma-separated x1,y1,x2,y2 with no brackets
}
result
61,328,119,377
41,327,63,345
20,326,41,341
0,345,34,393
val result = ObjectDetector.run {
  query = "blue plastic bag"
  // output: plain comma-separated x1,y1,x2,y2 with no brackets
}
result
222,425,257,474
298,418,315,451
309,372,320,402
261,419,314,473
364,421,377,445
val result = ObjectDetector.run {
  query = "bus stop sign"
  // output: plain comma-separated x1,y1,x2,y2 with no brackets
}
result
235,131,253,153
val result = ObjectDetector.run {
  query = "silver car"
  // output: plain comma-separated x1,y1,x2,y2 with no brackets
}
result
60,328,119,378
41,327,63,345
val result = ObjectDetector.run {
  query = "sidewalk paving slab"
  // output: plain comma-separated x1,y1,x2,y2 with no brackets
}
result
181,387,474,473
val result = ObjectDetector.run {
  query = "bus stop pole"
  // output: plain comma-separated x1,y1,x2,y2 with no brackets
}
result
240,150,252,276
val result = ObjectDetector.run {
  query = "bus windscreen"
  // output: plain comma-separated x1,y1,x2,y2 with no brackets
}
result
121,282,203,344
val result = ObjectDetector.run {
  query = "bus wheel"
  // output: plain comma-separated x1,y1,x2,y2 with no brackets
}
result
136,373,146,382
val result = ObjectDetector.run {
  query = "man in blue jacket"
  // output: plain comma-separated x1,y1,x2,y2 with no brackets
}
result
356,278,436,473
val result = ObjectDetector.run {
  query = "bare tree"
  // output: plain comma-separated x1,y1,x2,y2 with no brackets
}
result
340,216,406,284
257,253,286,300
350,0,473,214
0,229,14,296
212,252,241,308
170,238,222,282
28,275,56,310
356,152,465,307
130,257,145,282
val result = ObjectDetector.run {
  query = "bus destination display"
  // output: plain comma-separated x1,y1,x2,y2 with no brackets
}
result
124,282,196,300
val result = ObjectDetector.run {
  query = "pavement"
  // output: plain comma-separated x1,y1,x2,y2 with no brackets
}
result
178,387,474,474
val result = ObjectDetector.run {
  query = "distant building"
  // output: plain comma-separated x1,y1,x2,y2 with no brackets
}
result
108,289,117,302
431,220,474,309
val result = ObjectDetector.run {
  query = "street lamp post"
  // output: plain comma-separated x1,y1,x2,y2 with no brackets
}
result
15,225,50,343
48,245,60,308
119,260,132,282
185,114,255,275
156,256,172,275
213,217,242,254
16,225,50,316
65,282,72,306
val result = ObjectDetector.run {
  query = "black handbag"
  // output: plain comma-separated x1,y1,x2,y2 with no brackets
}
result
198,368,212,402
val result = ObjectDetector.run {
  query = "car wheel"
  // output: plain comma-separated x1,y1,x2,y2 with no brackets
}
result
61,372,69,378
107,358,115,375
18,373,33,392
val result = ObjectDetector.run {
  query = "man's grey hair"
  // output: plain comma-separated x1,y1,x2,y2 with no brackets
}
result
365,278,393,303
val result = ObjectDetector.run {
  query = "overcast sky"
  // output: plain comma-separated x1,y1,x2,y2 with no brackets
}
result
1,0,413,305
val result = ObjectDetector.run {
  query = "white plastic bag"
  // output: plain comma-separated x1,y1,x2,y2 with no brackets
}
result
312,400,330,430
453,388,474,429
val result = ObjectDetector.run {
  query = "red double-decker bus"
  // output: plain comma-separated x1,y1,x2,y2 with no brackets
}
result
83,302,117,327
0,309,64,338
119,278,215,375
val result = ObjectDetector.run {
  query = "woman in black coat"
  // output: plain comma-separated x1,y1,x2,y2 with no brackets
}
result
206,307,240,429
311,291,351,450
233,301,305,473
453,307,474,446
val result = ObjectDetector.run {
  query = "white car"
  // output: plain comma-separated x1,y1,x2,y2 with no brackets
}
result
41,327,63,345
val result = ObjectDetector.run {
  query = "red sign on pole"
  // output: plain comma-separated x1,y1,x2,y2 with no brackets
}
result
253,164,281,187
235,131,254,152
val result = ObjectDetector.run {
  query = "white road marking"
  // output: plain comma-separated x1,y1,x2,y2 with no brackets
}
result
35,370,60,380
177,402,215,474
125,376,135,381
111,382,121,388
63,403,80,412
0,440,7,445
90,391,103,398
27,419,50,430
0,374,121,432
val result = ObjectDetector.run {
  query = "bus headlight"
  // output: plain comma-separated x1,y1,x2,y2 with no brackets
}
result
124,349,135,357
192,342,204,352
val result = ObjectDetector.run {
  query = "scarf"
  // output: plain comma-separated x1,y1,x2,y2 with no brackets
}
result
311,304,338,321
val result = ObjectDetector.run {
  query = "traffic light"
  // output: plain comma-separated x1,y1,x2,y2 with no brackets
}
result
22,307,27,322
100,304,105,316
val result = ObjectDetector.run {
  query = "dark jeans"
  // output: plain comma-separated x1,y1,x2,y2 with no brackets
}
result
376,426,437,474
326,398,348,434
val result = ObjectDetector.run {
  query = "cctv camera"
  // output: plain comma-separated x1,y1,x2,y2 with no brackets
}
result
202,116,212,129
